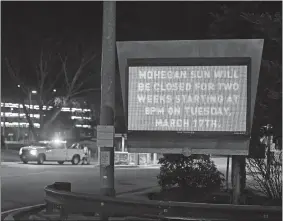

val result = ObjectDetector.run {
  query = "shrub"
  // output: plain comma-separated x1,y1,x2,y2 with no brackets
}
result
157,154,225,192
247,150,282,201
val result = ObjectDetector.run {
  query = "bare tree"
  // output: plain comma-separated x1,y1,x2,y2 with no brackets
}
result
5,57,38,139
4,35,99,140
247,141,282,201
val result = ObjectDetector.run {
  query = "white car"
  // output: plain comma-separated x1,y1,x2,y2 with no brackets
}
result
19,142,86,165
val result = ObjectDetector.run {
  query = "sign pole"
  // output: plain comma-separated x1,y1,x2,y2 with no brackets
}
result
226,156,230,190
99,0,116,202
266,133,272,180
231,155,247,204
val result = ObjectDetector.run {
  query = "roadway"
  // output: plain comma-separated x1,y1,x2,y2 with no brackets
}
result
1,157,231,212
1,162,161,212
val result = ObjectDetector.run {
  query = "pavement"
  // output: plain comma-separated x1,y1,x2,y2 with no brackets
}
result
1,152,246,213
1,150,20,162
1,161,161,212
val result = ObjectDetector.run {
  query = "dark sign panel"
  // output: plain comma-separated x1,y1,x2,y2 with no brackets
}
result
127,58,251,137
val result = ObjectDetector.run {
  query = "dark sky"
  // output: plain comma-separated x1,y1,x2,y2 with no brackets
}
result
1,1,281,96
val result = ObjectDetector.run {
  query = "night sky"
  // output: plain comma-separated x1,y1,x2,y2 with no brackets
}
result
1,1,281,97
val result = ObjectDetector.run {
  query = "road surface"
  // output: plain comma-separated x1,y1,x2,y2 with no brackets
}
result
1,162,161,212
1,157,235,212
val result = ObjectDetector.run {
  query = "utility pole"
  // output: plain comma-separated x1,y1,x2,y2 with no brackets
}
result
99,0,116,203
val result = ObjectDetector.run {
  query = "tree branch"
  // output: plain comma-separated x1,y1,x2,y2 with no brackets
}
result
5,57,28,95
59,51,96,99
59,54,71,90
70,88,100,98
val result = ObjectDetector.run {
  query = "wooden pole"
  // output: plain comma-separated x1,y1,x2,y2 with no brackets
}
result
100,0,116,196
99,2,116,220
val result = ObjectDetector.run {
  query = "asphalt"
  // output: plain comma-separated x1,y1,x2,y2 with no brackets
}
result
1,150,20,162
1,161,161,212
1,154,242,213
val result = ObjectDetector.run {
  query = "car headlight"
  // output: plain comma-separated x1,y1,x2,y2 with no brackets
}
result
19,148,23,155
30,149,37,156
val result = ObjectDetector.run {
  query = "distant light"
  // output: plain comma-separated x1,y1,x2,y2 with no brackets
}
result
53,89,56,92
31,90,37,94
52,139,62,145
52,136,67,145
17,85,21,88
52,139,67,145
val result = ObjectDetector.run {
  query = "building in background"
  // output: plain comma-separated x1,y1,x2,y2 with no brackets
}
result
1,100,94,141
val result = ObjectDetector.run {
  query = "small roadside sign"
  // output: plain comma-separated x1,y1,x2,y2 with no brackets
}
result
97,125,115,148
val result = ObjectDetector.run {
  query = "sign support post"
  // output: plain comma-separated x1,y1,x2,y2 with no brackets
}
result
226,156,230,190
231,155,246,204
98,0,116,206
231,156,241,204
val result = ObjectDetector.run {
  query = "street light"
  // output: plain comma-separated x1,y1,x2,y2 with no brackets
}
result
53,89,56,93
17,85,21,88
31,90,37,94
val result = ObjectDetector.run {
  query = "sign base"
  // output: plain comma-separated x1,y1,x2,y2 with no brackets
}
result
127,137,250,156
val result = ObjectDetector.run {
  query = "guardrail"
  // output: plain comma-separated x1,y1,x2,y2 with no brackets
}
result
2,204,46,221
44,182,282,221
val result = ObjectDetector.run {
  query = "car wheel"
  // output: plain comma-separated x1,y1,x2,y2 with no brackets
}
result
58,161,64,165
37,154,45,165
72,155,80,165
22,159,28,164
